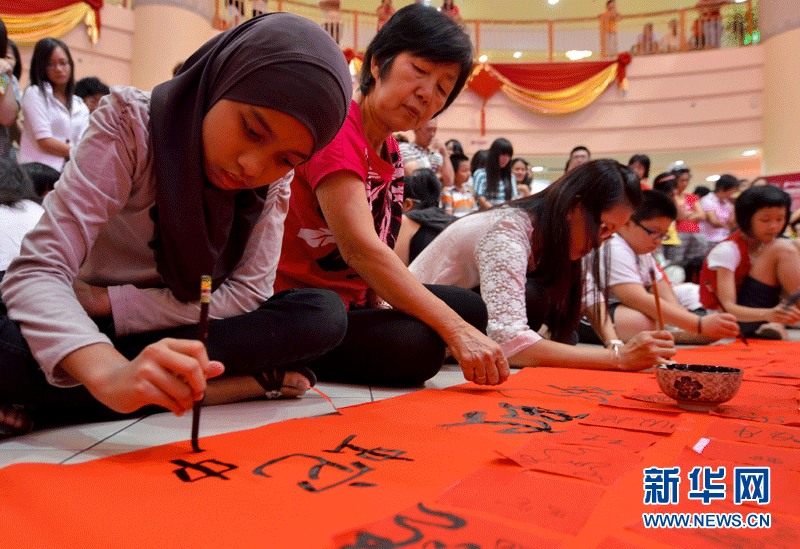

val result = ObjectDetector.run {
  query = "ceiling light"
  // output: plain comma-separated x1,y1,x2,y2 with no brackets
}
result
565,50,592,61
548,0,560,5
513,51,522,59
706,174,721,182
532,166,545,172
673,160,684,166
479,54,488,63
741,149,758,157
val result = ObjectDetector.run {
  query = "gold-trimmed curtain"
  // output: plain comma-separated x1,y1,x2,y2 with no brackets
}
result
1,1,103,45
467,53,632,135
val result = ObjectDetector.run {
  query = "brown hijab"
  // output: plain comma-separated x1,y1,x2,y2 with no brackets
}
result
149,13,351,302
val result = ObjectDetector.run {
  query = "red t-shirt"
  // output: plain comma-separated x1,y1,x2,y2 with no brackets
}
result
275,100,404,309
675,193,700,233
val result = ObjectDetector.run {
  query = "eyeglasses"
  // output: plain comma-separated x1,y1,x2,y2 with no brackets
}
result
634,219,669,242
47,60,70,70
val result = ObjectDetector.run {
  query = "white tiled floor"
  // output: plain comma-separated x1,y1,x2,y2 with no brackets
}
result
0,364,468,468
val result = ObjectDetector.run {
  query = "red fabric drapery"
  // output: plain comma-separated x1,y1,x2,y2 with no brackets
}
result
467,53,632,135
2,1,104,36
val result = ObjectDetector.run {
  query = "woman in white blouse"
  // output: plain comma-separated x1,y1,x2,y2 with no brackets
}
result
17,38,89,172
411,159,676,371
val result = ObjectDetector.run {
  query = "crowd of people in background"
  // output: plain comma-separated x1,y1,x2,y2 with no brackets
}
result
1,4,797,441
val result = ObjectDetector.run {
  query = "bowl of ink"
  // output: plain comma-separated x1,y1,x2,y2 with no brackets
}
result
655,364,743,412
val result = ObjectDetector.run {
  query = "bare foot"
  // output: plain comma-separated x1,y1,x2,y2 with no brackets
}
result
280,371,312,398
203,372,312,405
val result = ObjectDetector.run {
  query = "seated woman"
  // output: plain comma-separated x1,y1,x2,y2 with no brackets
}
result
699,185,800,340
473,137,517,210
592,190,739,343
276,5,509,388
17,38,90,173
0,14,353,438
394,168,455,265
410,160,676,371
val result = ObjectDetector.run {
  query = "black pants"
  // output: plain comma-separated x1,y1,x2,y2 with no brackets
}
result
738,275,781,337
308,285,488,387
0,288,346,425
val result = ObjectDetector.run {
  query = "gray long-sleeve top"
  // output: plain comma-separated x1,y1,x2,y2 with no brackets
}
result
2,87,291,387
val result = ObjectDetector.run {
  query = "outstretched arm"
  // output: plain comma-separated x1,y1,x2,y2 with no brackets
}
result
316,171,510,385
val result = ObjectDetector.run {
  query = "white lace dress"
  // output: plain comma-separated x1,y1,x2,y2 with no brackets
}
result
409,208,542,357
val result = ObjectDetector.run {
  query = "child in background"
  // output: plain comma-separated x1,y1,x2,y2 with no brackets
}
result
74,76,110,114
700,185,800,339
442,152,476,218
699,173,738,251
593,190,739,343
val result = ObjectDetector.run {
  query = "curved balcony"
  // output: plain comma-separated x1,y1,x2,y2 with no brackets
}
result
214,1,758,63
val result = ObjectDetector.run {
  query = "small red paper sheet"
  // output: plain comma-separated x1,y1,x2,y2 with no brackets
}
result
579,409,681,434
500,441,642,485
704,419,800,450
529,424,663,453
694,437,800,472
436,465,605,535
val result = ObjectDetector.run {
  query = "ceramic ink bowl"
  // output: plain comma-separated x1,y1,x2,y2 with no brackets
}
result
655,364,743,412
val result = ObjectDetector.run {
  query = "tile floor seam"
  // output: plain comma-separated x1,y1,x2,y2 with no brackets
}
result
60,415,149,464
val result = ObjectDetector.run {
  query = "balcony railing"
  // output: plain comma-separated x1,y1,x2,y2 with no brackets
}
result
215,1,757,63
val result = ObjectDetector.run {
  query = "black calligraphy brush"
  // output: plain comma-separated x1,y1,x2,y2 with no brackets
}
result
704,281,748,346
649,268,665,331
191,275,212,453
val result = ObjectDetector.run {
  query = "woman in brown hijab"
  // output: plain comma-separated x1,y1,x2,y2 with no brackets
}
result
0,14,352,438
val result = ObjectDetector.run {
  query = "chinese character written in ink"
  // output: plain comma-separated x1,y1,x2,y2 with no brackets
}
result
441,402,588,434
536,385,619,403
341,503,470,549
687,466,727,504
253,434,411,493
171,458,238,482
324,434,413,462
643,466,681,505
733,467,770,505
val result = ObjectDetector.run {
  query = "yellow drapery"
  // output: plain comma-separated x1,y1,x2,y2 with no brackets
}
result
474,62,620,115
1,4,99,45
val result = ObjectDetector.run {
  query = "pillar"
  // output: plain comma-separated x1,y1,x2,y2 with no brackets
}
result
760,0,800,175
131,0,215,91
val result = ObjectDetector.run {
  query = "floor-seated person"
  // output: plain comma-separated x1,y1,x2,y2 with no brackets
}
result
590,189,739,343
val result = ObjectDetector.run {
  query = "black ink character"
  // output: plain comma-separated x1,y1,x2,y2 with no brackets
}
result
171,459,238,482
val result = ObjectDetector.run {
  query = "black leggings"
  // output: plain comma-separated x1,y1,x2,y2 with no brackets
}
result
737,275,781,336
0,288,347,425
307,285,488,387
